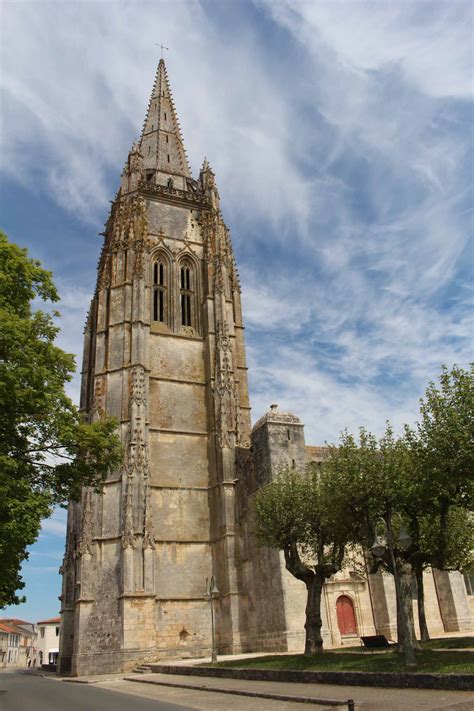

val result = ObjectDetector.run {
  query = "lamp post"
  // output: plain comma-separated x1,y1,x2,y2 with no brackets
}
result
205,575,219,663
371,513,416,667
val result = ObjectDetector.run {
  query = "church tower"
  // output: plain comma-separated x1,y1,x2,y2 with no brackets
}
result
58,60,251,675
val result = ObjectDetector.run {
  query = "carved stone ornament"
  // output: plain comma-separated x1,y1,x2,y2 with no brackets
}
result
98,251,111,290
97,195,150,289
180,325,197,337
128,420,150,479
216,401,231,449
77,489,93,557
214,320,240,449
90,376,106,419
215,321,234,396
59,530,76,574
121,474,136,550
213,254,225,294
130,365,147,407
129,143,144,174
142,480,155,550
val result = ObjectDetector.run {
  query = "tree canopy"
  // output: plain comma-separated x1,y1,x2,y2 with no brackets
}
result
255,465,352,654
254,364,473,659
0,232,122,607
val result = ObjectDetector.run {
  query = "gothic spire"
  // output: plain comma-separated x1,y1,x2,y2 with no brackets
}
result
139,59,191,178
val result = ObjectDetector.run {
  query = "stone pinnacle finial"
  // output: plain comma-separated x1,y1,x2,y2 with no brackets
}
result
270,403,278,411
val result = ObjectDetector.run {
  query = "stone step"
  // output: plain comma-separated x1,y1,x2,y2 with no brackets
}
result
133,665,153,674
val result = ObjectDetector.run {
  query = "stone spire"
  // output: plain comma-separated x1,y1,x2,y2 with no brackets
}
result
139,59,191,178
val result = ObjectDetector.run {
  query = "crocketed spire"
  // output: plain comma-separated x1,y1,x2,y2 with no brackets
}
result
139,59,191,178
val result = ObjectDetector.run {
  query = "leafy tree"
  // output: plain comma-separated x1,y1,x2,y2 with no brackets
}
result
324,426,420,660
0,231,122,607
402,365,474,640
326,366,474,654
254,465,351,655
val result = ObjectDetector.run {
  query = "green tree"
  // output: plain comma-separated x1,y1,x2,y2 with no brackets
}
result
0,231,122,608
326,366,474,654
325,426,420,661
402,365,474,640
254,465,350,655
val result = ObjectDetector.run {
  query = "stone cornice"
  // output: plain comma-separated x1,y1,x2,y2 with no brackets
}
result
136,180,210,209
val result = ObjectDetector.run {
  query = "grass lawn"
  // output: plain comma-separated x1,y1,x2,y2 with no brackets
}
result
421,636,474,650
212,649,474,674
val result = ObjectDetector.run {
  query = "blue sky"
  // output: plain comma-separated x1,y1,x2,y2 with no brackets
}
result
1,0,472,622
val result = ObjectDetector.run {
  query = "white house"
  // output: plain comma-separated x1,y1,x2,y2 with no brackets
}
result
36,617,60,667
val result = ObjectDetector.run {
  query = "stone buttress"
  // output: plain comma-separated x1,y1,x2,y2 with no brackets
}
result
58,60,251,675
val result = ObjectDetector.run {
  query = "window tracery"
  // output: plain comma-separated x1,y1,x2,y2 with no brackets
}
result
152,256,168,324
179,260,194,328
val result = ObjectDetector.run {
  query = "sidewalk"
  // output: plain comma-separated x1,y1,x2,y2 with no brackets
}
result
122,672,474,710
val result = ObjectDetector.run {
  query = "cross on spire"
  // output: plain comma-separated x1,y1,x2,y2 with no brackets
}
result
155,43,169,59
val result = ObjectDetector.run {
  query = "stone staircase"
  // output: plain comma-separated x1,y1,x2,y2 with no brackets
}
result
132,664,154,674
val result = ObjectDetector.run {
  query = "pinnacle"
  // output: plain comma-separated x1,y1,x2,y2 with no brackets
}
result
138,60,191,178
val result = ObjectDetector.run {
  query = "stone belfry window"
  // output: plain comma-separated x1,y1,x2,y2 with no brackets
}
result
180,261,194,327
152,259,167,323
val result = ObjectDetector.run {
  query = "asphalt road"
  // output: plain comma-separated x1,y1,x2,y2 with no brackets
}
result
0,671,196,711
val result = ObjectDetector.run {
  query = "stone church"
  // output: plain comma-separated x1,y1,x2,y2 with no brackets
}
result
58,61,472,676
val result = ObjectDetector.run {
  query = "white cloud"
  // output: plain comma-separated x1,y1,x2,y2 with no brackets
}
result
1,0,472,445
40,509,67,538
0,0,307,228
262,0,473,98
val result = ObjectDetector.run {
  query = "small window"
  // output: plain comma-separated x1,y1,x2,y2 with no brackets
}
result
56,627,60,637
164,112,167,120
167,178,174,189
166,135,169,144
148,146,151,155
292,459,295,468
40,628,45,639
287,430,291,440
167,154,170,163
464,573,474,595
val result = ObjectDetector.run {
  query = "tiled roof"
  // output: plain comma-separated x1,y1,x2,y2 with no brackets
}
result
0,622,17,634
37,617,61,625
1,618,30,626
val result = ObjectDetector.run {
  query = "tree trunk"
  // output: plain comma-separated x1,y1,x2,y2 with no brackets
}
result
414,562,430,642
398,560,421,653
395,595,403,652
304,573,325,655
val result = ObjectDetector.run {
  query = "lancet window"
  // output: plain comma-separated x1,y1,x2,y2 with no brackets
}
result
152,258,167,324
179,260,194,328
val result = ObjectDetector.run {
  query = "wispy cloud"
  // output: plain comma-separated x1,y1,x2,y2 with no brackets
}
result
40,509,67,538
1,0,472,439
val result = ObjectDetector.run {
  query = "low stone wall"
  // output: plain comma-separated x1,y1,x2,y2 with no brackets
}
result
41,663,57,672
149,663,474,691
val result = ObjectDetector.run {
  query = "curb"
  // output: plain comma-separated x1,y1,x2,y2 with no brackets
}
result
148,664,474,692
124,676,350,708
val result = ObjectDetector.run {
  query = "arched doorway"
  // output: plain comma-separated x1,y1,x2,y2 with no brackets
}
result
336,595,357,636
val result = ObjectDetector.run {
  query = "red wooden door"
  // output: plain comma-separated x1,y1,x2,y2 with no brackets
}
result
336,595,357,636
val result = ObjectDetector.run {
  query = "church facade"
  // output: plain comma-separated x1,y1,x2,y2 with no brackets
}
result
58,61,472,676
